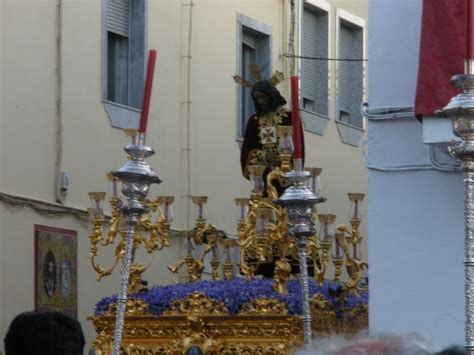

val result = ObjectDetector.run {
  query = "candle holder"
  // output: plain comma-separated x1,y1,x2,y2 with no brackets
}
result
88,180,173,293
222,238,238,280
237,192,289,282
310,214,335,286
440,71,474,353
248,165,266,200
336,193,367,293
332,232,345,282
305,167,322,196
167,198,219,283
191,196,217,244
275,170,326,347
266,126,294,199
91,131,162,355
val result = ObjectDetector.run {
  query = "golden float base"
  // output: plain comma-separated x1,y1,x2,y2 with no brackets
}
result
90,292,368,354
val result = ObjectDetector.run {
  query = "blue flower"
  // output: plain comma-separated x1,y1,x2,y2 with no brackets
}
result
94,278,368,318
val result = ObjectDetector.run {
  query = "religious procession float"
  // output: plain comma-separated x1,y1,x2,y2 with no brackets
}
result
86,50,368,354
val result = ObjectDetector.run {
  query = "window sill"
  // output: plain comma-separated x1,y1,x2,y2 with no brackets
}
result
300,109,329,136
335,120,365,147
103,100,141,129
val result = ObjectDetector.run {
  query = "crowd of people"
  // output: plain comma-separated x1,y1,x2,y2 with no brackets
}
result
4,311,85,355
2,310,468,354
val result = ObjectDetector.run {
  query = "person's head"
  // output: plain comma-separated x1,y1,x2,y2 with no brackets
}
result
4,311,85,355
251,80,287,116
294,333,439,355
437,345,468,354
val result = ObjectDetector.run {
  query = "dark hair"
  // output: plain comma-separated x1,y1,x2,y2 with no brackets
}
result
437,346,468,355
251,80,287,116
4,311,85,355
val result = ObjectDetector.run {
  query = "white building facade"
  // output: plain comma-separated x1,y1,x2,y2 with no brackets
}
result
368,0,464,347
0,0,367,350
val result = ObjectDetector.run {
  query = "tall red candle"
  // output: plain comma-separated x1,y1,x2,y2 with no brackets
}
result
138,49,157,134
290,76,303,160
467,0,474,60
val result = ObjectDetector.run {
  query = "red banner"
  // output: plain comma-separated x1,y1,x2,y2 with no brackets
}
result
415,0,465,117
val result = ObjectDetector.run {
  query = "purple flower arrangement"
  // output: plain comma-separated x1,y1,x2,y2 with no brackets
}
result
95,278,368,318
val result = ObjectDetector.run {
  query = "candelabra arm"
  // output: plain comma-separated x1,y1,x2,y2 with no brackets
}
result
307,239,324,281
89,218,105,257
266,168,283,200
272,258,291,295
102,198,123,246
194,222,217,244
239,248,256,280
90,256,119,282
103,218,120,246
167,259,186,284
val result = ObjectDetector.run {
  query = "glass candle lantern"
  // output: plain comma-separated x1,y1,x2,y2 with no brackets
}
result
182,230,195,257
88,192,106,216
234,198,250,222
348,193,365,220
277,126,294,155
255,207,274,234
191,196,208,221
207,234,221,259
248,165,266,195
87,207,104,221
318,214,336,242
106,172,118,197
333,231,345,258
305,167,322,196
160,196,175,223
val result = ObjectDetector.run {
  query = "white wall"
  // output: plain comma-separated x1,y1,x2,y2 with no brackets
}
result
368,0,465,347
0,0,369,351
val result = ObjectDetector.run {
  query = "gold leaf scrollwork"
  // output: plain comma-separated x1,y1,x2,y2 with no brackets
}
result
105,298,152,317
239,298,288,315
163,292,229,315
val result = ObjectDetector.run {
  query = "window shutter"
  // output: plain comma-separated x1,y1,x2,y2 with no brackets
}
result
107,0,130,37
338,24,352,123
302,8,328,116
315,11,328,116
302,9,316,108
241,31,257,135
243,33,257,49
350,28,363,127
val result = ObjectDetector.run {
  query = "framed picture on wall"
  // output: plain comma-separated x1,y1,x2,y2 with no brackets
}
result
34,225,78,318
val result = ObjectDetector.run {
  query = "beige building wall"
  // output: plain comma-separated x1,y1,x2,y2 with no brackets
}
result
0,0,367,351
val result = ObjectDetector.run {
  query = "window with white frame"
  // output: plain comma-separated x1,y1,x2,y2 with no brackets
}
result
236,14,271,140
301,4,328,117
103,0,146,110
337,18,364,129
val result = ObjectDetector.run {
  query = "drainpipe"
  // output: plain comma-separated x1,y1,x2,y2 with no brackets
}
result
54,0,64,203
181,0,194,229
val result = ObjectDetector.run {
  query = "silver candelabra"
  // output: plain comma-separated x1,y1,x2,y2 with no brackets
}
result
441,73,474,354
110,134,161,355
275,170,326,347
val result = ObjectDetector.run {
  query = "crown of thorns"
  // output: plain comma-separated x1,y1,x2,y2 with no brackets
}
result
232,63,284,88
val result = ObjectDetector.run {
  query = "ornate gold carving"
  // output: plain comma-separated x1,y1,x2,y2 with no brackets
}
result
88,191,173,293
163,292,229,315
239,298,288,315
90,301,367,355
104,298,152,317
272,259,292,295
